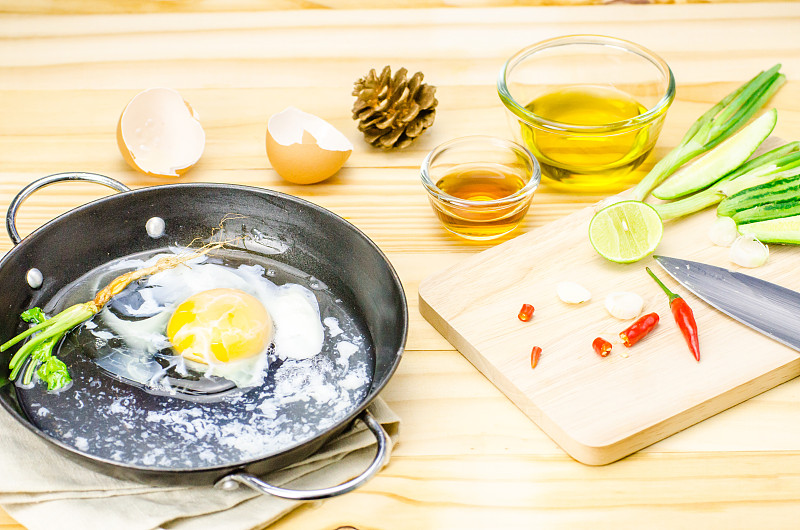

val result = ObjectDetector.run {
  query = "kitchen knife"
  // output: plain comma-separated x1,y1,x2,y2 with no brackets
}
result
654,255,800,353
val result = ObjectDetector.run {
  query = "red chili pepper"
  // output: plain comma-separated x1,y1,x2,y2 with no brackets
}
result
619,312,660,347
530,346,542,369
518,303,535,322
592,337,612,357
646,267,700,361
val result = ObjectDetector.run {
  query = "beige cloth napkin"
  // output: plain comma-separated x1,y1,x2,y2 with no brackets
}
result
0,398,399,530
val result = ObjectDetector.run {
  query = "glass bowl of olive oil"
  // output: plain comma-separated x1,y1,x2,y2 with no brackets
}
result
498,35,675,193
421,136,541,240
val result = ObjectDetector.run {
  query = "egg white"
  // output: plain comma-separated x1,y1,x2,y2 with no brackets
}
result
90,252,325,389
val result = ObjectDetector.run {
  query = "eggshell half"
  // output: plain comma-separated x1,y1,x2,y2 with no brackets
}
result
117,87,205,178
266,107,353,185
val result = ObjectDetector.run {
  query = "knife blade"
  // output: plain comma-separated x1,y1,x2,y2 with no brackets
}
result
654,255,800,353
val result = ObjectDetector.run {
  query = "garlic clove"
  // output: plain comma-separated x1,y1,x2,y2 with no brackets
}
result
708,216,739,247
557,281,592,304
604,291,644,320
729,234,769,268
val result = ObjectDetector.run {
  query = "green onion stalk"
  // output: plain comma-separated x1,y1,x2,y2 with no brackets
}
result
0,243,223,391
654,142,800,220
632,64,786,202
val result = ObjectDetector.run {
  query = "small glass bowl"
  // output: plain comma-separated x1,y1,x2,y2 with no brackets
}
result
421,136,541,241
498,35,675,193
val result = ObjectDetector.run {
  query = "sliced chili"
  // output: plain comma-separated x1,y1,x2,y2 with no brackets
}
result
619,312,659,347
646,267,700,361
592,337,612,357
530,346,542,369
518,303,535,322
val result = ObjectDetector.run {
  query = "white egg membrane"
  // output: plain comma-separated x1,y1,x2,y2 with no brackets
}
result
120,88,205,177
16,247,374,469
268,106,353,151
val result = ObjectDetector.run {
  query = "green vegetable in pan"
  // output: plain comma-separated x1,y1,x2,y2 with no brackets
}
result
1,242,224,391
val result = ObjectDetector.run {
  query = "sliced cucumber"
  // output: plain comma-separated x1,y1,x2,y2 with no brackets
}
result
738,214,800,244
733,198,800,225
719,165,800,198
718,175,800,217
653,109,778,200
653,142,800,221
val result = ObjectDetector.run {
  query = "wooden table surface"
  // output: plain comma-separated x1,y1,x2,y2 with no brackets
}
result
2,2,800,528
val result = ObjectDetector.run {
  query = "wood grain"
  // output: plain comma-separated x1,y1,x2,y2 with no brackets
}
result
0,0,791,16
1,3,800,529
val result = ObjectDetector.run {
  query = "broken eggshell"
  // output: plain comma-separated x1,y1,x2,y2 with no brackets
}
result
266,107,353,184
116,87,205,178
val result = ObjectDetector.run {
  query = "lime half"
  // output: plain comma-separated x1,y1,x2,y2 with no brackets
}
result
589,200,663,263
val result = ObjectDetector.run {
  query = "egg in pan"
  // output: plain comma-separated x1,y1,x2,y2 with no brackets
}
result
80,251,325,392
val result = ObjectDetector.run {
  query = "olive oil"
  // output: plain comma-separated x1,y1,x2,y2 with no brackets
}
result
528,85,646,127
430,165,532,240
522,85,657,192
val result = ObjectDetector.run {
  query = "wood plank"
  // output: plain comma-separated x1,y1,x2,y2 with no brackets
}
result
1,3,800,529
0,81,796,254
0,0,790,16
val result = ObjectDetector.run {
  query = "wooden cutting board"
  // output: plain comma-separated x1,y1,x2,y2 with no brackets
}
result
419,176,800,465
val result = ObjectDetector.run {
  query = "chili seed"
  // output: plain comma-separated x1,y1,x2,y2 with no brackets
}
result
592,337,612,357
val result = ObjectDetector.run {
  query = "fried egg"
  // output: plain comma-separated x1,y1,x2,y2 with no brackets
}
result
89,252,325,390
167,288,273,364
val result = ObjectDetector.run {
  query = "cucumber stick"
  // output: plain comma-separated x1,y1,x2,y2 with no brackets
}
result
732,199,800,225
718,175,800,217
652,109,778,200
739,214,800,244
719,165,800,197
652,142,800,221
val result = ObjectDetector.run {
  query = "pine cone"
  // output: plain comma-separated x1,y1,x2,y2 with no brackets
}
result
352,66,437,149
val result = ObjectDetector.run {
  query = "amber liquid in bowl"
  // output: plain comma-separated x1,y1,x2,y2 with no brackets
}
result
522,86,655,192
431,165,531,240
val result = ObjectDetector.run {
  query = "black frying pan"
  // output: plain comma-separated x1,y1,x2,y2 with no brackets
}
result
0,173,407,500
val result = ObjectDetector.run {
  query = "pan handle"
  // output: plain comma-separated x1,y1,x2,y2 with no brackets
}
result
6,172,131,245
214,409,390,500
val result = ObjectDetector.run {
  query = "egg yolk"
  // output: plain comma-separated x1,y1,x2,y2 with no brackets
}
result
166,288,273,364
